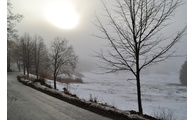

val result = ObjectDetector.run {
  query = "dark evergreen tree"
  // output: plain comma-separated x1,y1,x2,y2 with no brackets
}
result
180,60,187,86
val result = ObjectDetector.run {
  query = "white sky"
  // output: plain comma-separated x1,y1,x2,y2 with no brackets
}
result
10,0,187,73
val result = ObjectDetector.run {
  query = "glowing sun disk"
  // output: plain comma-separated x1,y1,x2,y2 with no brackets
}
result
45,2,80,29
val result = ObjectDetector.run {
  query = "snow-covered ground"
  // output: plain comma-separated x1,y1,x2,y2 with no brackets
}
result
45,71,186,120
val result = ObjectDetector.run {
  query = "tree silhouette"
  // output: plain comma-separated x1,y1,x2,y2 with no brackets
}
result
49,37,77,89
32,35,48,79
7,0,23,71
94,0,186,114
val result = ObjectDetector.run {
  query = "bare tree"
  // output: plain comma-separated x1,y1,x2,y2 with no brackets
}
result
14,33,50,78
19,33,33,77
50,37,77,89
7,0,23,37
10,40,23,71
7,40,20,71
94,0,186,114
7,0,23,71
31,35,48,79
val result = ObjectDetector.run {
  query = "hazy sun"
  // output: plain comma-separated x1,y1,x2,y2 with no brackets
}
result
45,2,80,29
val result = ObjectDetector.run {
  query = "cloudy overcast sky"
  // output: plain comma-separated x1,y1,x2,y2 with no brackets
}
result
10,0,187,73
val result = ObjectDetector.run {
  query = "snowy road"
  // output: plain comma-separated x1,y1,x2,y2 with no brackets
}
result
7,72,112,120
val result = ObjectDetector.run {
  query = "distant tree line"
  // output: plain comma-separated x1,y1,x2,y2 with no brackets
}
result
9,33,78,89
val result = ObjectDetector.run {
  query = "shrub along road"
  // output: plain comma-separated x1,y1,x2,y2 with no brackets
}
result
7,72,113,120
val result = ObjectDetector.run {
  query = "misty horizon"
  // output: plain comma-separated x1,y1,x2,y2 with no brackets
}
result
10,0,186,74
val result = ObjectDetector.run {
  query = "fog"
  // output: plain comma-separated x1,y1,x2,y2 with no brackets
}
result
11,0,187,73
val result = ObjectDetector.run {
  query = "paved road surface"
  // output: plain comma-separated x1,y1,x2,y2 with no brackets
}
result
7,72,112,120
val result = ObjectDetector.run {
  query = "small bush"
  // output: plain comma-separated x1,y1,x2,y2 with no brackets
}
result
179,60,187,86
39,72,53,80
152,107,176,120
99,102,116,109
33,78,52,88
57,77,83,84
17,76,20,80
73,71,84,78
26,77,35,81
89,94,98,103
34,78,45,84
29,71,53,80
63,87,77,98
63,87,69,94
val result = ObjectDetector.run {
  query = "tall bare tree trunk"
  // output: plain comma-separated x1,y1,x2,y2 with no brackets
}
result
17,60,21,71
136,72,143,114
27,52,30,77
136,44,143,114
23,51,26,75
54,75,57,89
36,69,39,79
23,64,26,75
7,51,11,72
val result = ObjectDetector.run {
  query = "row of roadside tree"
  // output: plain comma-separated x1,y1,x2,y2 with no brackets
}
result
9,33,78,90
7,0,77,90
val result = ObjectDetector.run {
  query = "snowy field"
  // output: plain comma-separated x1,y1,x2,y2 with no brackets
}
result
45,71,187,120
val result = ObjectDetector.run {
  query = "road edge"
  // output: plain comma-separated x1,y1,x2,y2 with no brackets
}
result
17,75,158,120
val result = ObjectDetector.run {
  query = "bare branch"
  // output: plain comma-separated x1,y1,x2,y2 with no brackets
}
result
93,0,186,113
50,37,77,89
